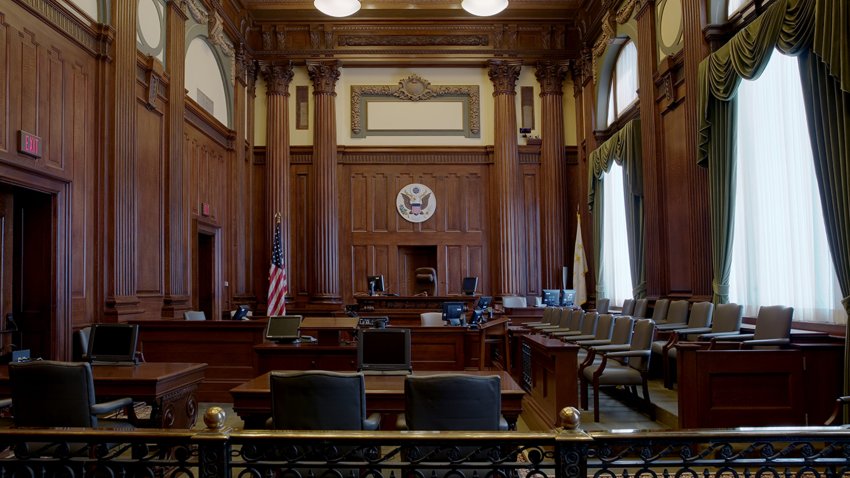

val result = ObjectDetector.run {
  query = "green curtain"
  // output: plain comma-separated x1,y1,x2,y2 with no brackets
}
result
587,119,645,300
697,0,850,397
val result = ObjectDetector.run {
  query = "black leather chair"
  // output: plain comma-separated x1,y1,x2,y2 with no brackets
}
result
73,326,92,362
269,370,380,430
8,360,135,429
399,374,507,431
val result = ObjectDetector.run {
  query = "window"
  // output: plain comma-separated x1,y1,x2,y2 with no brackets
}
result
606,40,638,127
600,162,633,307
729,52,846,324
727,0,746,18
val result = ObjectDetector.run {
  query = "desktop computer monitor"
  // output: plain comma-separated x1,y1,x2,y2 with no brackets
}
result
560,289,576,307
461,276,478,295
442,302,465,326
265,315,302,343
367,274,385,295
358,328,411,372
232,305,250,320
476,296,493,310
87,324,140,363
542,289,560,307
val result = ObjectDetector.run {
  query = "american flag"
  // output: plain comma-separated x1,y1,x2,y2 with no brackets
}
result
267,217,287,316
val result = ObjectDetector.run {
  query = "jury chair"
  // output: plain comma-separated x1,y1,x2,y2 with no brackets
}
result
420,312,443,326
576,316,636,369
269,370,380,430
580,319,656,422
632,298,649,319
564,313,614,344
647,299,670,324
619,298,636,316
536,308,580,334
551,311,598,338
399,373,507,431
709,305,793,349
651,301,712,388
659,302,743,388
8,360,136,430
524,306,560,329
592,298,610,314
654,300,689,330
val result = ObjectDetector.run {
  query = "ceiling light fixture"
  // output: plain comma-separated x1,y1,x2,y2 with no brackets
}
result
461,0,508,16
314,0,361,17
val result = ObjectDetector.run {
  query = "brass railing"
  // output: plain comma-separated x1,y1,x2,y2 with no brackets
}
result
0,408,848,478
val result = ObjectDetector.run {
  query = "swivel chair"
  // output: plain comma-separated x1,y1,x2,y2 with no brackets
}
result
414,267,437,296
399,374,507,431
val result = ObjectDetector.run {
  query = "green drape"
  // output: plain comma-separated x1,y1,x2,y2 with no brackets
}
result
697,0,850,398
587,119,645,300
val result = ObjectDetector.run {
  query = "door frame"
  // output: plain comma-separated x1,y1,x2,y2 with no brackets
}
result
193,218,222,321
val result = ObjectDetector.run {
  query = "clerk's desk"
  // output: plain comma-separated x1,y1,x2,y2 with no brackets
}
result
230,370,524,430
0,362,207,429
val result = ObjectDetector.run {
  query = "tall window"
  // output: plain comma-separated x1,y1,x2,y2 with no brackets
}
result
600,162,633,307
729,52,846,324
606,40,638,127
727,0,746,17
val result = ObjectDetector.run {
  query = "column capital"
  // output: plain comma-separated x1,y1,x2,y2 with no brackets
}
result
306,61,341,95
487,60,522,96
535,61,570,96
261,61,294,96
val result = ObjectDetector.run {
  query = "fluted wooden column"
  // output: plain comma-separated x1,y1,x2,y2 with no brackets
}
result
681,0,713,299
162,1,188,318
230,47,254,306
262,62,294,306
488,60,524,297
536,61,570,289
105,0,141,319
307,61,341,303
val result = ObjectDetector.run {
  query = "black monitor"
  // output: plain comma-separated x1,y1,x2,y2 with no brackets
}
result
560,289,576,307
461,276,479,295
232,305,250,320
442,301,465,326
87,324,140,364
358,328,411,372
542,289,560,307
367,274,385,295
265,315,302,343
476,296,493,310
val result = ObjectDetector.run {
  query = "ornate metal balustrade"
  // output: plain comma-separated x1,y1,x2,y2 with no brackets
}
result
0,408,847,478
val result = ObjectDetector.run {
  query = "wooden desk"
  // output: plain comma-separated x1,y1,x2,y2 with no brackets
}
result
300,317,359,345
355,295,479,326
230,370,525,430
0,362,207,429
255,343,357,373
520,334,580,430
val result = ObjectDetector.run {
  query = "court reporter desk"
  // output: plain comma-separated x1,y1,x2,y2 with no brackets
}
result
230,370,524,430
0,362,207,429
254,317,510,373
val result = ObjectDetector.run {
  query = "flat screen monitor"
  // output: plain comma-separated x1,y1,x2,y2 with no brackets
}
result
367,274,385,295
442,301,465,326
265,315,302,343
560,289,576,307
461,276,479,295
476,296,493,309
87,324,140,364
358,328,411,372
542,289,560,307
232,305,250,320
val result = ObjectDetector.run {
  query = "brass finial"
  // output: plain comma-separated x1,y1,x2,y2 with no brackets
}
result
557,406,581,431
274,212,282,223
204,406,227,430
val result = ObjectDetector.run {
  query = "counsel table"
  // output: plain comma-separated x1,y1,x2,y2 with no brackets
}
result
0,362,207,429
230,370,525,430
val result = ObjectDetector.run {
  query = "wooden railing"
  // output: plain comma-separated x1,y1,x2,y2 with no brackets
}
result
0,407,848,478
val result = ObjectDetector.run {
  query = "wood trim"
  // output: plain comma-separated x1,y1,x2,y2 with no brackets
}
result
11,0,103,56
184,99,237,151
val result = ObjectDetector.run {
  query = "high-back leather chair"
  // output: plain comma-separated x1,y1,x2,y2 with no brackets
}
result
566,313,614,344
401,374,505,431
269,370,380,430
633,298,649,318
648,299,669,323
655,300,688,330
581,319,656,422
73,326,92,362
552,311,597,338
8,360,135,429
414,267,437,296
525,306,560,329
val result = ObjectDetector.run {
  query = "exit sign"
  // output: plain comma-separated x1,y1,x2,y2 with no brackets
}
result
17,130,42,159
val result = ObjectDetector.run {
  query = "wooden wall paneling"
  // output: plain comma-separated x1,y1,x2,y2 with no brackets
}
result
252,155,268,307
0,192,12,338
44,48,63,171
135,99,165,317
659,96,692,295
0,11,6,155
444,245,464,296
372,172,389,232
522,165,541,295
293,166,310,298
350,172,368,232
71,63,94,327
